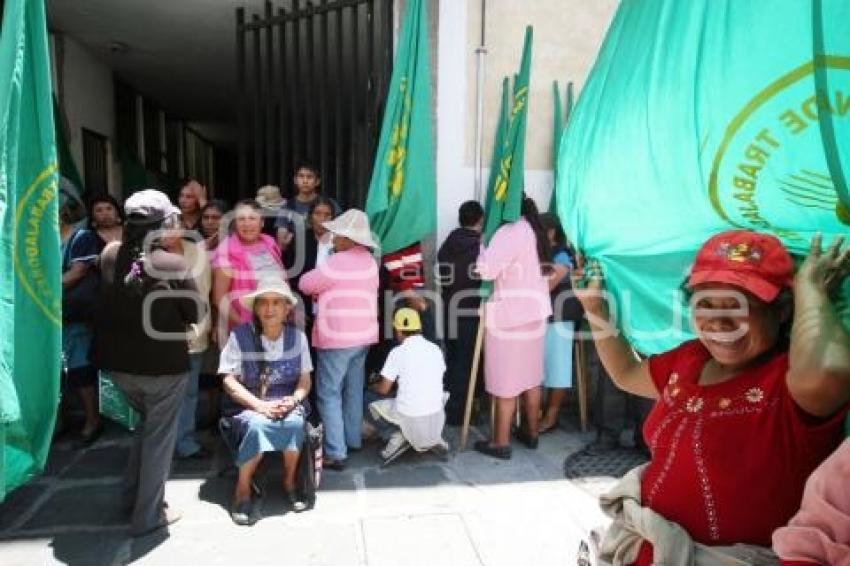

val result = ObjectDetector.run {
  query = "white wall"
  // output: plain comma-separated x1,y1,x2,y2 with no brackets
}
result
436,0,617,244
51,33,118,194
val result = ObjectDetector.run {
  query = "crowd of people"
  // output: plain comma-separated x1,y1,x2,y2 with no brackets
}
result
57,162,850,562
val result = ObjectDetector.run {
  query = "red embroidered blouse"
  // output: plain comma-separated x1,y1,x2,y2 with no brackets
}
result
633,340,845,564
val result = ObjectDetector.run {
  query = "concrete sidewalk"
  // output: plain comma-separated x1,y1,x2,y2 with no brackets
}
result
0,422,614,566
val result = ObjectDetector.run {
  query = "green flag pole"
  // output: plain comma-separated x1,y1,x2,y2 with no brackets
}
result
365,0,435,256
0,0,62,501
482,26,533,243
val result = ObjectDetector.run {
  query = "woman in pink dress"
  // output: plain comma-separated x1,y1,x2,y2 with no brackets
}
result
474,197,552,459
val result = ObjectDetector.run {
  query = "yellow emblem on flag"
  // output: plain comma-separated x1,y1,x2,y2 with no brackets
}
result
387,78,413,197
493,85,529,201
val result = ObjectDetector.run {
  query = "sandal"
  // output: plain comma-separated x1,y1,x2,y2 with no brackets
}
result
230,499,257,526
284,490,308,513
538,422,557,435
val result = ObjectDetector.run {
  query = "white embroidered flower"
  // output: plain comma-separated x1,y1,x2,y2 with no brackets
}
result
685,396,704,413
745,387,764,404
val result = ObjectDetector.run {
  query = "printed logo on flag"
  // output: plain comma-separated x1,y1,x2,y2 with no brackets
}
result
494,85,529,201
387,77,412,197
14,164,62,326
709,56,850,242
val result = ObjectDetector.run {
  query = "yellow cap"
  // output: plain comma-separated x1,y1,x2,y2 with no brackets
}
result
393,307,422,332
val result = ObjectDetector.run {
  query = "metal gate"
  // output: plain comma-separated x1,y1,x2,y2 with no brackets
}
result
236,0,394,207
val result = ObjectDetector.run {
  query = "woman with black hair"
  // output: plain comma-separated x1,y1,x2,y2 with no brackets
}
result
87,193,123,247
59,185,103,445
284,196,337,311
538,212,580,433
473,196,552,459
200,199,228,250
94,189,200,536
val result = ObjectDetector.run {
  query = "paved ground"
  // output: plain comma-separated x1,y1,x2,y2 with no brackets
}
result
0,421,619,566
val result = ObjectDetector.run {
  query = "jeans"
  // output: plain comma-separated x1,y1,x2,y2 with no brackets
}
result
363,389,398,441
316,346,368,460
175,352,204,457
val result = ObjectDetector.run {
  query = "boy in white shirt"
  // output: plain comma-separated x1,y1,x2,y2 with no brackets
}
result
366,308,449,464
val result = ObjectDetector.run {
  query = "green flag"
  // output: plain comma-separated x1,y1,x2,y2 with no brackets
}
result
53,96,84,197
484,77,510,231
365,0,435,254
483,26,533,242
557,0,850,354
549,80,573,212
0,0,62,501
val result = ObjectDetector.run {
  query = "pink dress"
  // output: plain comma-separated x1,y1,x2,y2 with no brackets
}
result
475,219,551,397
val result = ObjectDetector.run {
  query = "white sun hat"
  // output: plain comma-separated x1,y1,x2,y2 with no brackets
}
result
239,278,299,310
322,208,379,249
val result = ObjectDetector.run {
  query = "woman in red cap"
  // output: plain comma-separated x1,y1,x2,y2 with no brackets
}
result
576,230,850,564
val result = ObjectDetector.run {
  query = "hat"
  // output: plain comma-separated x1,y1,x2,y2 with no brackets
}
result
322,208,379,249
256,185,285,209
393,307,422,332
240,279,299,310
124,189,180,223
687,230,794,303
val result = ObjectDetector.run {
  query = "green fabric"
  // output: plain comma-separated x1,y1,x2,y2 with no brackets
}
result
53,96,83,196
99,373,141,431
365,0,435,255
118,143,155,199
0,0,62,502
557,0,850,355
484,77,510,242
483,26,533,243
549,80,573,213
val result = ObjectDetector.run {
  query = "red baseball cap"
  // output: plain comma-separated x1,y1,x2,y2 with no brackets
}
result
687,230,794,303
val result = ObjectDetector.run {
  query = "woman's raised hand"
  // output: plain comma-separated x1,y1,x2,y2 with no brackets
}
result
571,254,609,316
796,234,850,298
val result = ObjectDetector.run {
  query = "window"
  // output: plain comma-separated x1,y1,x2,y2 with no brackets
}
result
82,128,109,194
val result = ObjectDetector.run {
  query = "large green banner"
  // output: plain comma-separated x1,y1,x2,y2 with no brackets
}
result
0,0,62,501
365,0,435,255
557,0,850,354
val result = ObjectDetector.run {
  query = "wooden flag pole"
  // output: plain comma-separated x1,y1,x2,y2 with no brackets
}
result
459,315,485,451
575,331,589,432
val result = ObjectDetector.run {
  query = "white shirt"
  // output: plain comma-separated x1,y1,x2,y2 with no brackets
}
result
247,246,286,282
312,234,334,316
218,328,313,376
380,335,446,417
316,234,333,267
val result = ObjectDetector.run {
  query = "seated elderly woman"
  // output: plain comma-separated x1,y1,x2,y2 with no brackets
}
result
576,231,850,564
218,279,313,526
